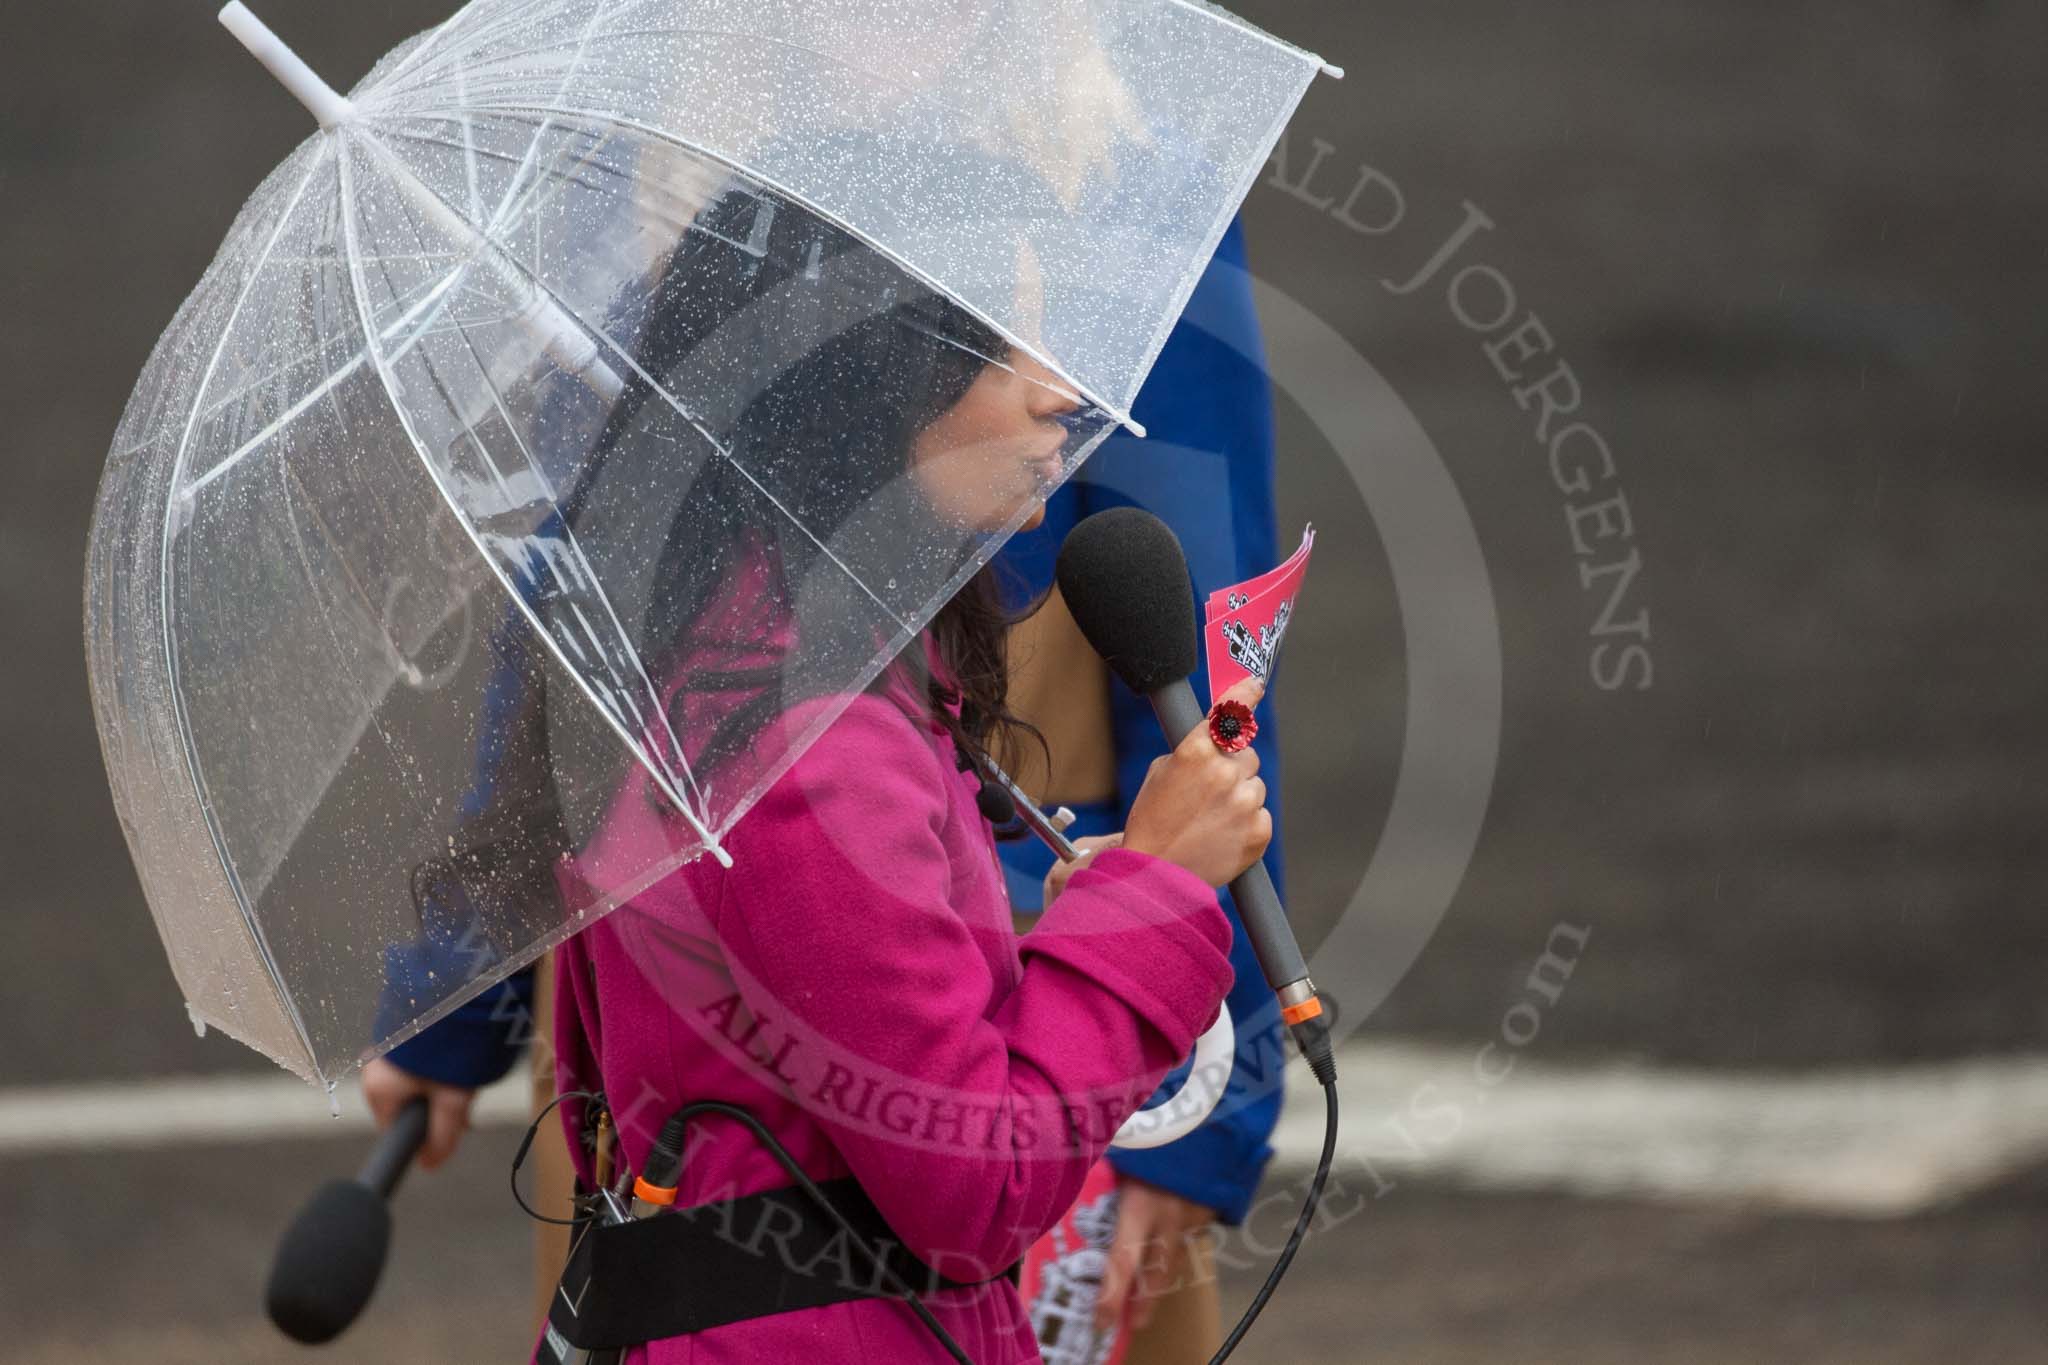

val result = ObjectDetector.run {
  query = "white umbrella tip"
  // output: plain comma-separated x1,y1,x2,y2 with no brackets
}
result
219,1,355,130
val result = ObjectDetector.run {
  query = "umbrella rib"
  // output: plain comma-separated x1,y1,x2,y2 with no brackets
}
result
361,0,562,104
369,121,643,227
471,0,613,245
363,119,630,247
182,265,489,500
456,65,483,226
268,455,443,876
364,118,622,215
1154,0,1344,78
350,131,919,647
521,282,920,643
362,11,711,815
371,27,988,135
543,307,921,638
396,98,1144,436
413,267,710,813
367,122,1068,413
190,259,463,424
333,137,730,866
364,0,580,106
158,140,334,1079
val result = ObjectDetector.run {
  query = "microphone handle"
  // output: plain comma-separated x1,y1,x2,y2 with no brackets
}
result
357,1095,430,1199
1147,683,1312,996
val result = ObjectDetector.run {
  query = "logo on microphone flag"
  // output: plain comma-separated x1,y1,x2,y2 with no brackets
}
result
1206,526,1315,701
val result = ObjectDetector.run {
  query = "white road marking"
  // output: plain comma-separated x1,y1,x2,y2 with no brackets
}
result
1267,1042,2048,1216
0,1069,535,1154
4,1044,2046,1217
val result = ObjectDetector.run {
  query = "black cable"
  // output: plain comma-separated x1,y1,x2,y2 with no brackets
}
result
512,1077,1343,1365
509,1090,605,1226
666,1101,973,1365
1210,1072,1340,1364
510,1095,966,1359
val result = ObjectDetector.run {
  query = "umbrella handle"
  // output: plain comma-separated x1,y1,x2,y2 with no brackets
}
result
1110,1007,1234,1150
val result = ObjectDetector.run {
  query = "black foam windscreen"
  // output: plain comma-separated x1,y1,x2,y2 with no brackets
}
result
1055,507,1198,695
975,776,1018,825
265,1178,392,1344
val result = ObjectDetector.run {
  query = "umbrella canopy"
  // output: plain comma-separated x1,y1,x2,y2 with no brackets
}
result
85,0,1336,1084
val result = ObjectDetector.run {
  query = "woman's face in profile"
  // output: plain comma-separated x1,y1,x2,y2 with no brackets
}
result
909,347,1081,534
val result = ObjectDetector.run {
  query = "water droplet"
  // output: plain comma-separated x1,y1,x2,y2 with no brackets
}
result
186,1003,207,1038
325,1081,341,1119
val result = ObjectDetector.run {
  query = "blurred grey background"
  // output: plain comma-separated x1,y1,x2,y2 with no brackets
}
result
3,1,2044,1360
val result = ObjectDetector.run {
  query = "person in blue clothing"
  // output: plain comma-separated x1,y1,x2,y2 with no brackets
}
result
994,213,1287,1357
363,214,1289,1353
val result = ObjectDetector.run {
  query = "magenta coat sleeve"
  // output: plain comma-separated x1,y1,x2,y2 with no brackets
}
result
710,692,1234,1276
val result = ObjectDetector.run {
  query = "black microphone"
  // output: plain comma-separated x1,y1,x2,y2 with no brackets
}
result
265,1095,431,1344
1055,507,1334,1083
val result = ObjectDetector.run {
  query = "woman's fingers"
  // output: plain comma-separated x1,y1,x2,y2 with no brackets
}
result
1174,675,1267,762
1215,672,1267,713
1094,1182,1156,1331
418,1087,473,1172
1131,1237,1176,1330
1123,676,1274,885
361,1057,412,1129
1041,832,1123,906
1096,1182,1215,1332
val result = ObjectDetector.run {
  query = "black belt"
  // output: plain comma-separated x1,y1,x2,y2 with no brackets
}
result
547,1176,1014,1351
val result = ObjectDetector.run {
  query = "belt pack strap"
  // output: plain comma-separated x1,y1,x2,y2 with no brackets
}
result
548,1176,1007,1350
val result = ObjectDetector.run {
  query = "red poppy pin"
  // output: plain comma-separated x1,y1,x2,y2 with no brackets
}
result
1207,698,1258,753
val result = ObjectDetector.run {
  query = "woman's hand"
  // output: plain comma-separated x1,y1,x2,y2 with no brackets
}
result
1094,1176,1218,1332
361,1056,476,1172
1122,674,1271,888
1043,832,1125,906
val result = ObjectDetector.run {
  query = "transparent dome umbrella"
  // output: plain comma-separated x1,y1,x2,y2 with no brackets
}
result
84,0,1338,1087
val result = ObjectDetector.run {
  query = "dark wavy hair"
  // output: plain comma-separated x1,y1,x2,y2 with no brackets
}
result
420,178,1052,928
561,179,1046,789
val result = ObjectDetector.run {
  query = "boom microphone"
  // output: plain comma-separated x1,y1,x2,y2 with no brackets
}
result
265,1095,430,1344
1055,507,1334,1082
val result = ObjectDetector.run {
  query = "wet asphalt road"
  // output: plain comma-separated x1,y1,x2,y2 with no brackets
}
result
6,1130,2044,1364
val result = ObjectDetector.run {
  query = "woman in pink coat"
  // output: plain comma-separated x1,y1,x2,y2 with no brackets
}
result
541,186,1272,1363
